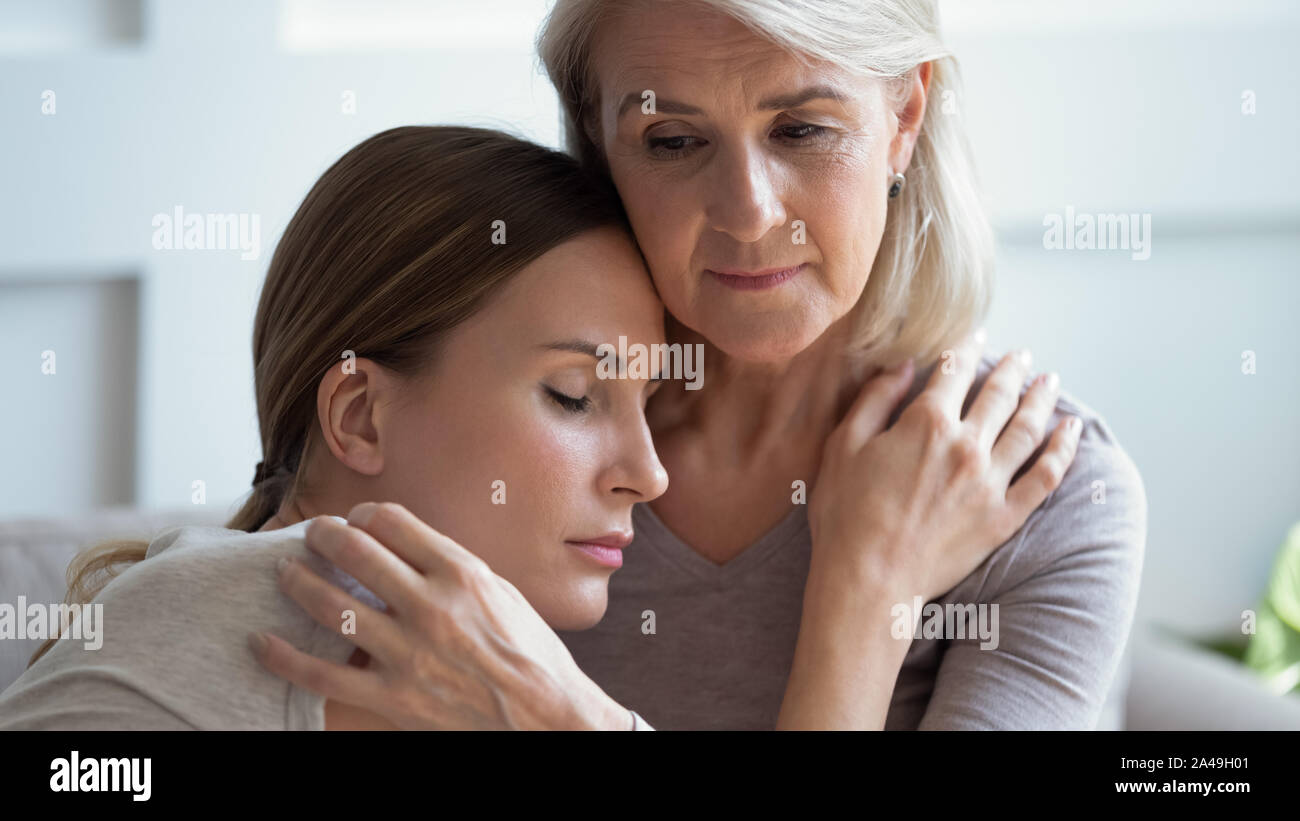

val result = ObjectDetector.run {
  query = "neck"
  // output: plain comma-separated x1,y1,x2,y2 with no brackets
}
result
651,313,880,464
257,491,325,532
256,442,366,532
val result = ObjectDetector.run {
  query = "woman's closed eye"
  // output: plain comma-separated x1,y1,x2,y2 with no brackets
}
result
545,385,592,413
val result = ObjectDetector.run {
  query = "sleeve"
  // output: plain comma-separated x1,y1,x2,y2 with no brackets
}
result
0,668,199,730
916,413,1148,730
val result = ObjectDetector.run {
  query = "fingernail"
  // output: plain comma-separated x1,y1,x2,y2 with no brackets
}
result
248,631,269,656
892,356,913,374
277,556,293,575
1068,416,1082,436
1045,371,1059,392
1017,348,1033,368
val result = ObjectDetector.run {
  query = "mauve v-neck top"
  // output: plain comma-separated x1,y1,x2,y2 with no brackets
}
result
557,352,1147,729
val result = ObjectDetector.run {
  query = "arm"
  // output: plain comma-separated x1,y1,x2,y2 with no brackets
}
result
254,503,636,730
777,561,915,729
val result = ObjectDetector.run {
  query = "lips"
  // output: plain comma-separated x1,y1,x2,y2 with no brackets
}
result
567,531,633,549
707,264,806,277
565,532,631,569
706,263,805,291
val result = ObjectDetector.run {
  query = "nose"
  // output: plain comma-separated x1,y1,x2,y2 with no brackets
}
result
602,412,669,503
704,141,787,244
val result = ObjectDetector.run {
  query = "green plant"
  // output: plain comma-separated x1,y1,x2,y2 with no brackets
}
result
1242,521,1300,695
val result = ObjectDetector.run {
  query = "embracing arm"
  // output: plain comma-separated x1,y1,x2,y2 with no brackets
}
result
254,503,640,730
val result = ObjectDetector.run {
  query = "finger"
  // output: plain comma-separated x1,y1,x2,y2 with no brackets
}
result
1004,414,1083,523
348,502,485,577
276,554,408,668
922,326,987,419
963,348,1035,452
841,357,915,452
340,503,442,574
988,369,1061,485
304,516,428,616
250,630,389,711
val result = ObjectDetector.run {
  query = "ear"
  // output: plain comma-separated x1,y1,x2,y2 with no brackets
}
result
888,61,934,179
314,356,400,478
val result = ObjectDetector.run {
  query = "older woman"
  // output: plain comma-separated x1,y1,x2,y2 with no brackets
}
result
255,0,1145,730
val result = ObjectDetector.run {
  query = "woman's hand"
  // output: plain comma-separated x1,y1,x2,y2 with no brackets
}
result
251,503,632,730
779,328,1081,729
808,327,1080,602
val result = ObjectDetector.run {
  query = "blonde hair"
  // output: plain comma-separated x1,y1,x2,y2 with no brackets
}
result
30,126,632,668
536,0,994,370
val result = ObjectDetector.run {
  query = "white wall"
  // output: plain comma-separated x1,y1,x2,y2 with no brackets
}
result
0,0,560,520
0,0,1295,637
940,0,1300,635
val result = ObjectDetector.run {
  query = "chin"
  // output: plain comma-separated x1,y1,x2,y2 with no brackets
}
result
535,582,609,632
706,317,828,364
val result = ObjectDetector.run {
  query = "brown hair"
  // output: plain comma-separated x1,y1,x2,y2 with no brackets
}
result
31,125,633,667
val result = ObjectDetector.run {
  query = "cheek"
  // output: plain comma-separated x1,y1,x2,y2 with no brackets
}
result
425,401,599,566
502,412,594,518
803,152,887,296
637,215,695,307
610,164,695,290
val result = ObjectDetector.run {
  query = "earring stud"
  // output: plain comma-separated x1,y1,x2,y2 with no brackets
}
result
888,171,906,199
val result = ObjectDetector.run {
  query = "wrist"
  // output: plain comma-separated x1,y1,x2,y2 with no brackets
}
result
798,571,916,663
779,570,914,730
564,677,630,731
805,548,913,610
787,555,914,681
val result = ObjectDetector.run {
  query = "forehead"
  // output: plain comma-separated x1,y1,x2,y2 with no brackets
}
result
486,229,661,334
590,5,866,109
597,5,779,73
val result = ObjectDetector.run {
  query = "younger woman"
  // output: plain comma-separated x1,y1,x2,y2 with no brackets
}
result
0,126,668,729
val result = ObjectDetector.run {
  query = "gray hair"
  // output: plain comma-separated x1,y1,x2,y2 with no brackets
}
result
537,0,994,369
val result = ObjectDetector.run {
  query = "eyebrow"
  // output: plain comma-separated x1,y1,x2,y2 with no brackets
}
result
616,84,851,120
540,339,607,359
757,84,852,111
538,337,629,371
539,339,668,384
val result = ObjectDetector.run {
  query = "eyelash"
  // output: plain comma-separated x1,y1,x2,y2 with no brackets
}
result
545,386,592,414
646,123,831,159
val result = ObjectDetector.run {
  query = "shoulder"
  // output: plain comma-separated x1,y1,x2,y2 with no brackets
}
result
104,519,326,634
122,516,380,610
957,352,1148,601
887,351,1147,728
0,517,378,729
106,516,385,667
894,350,1147,595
